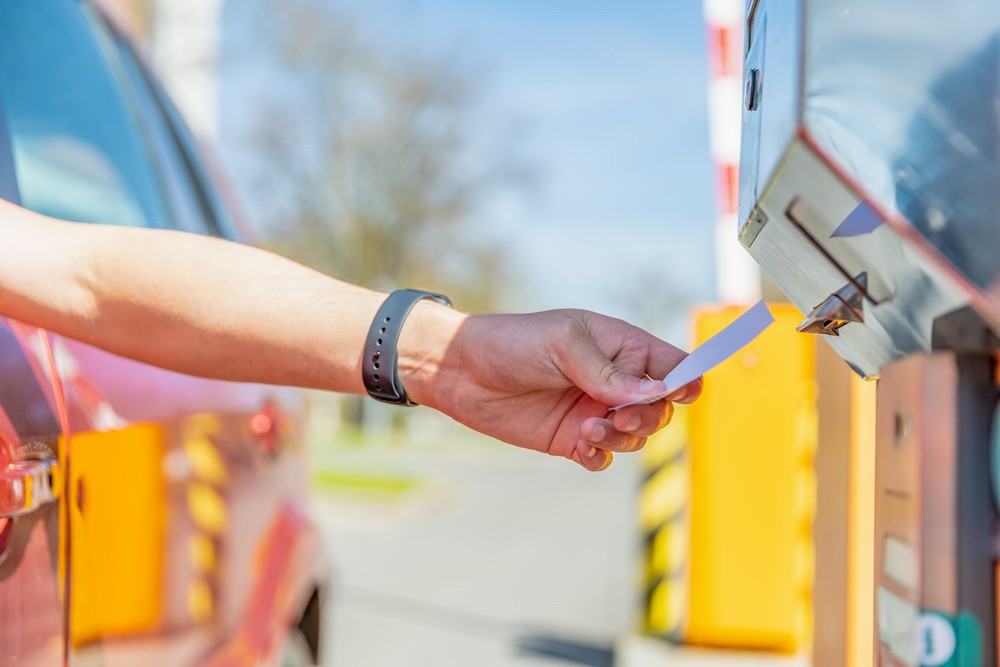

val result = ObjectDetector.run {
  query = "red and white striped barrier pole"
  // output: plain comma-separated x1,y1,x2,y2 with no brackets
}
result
704,0,761,304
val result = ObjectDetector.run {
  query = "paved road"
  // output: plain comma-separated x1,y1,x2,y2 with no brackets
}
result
308,428,640,667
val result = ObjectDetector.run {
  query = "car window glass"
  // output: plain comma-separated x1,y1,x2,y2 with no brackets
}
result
0,0,169,229
110,33,214,236
123,40,240,242
0,102,20,204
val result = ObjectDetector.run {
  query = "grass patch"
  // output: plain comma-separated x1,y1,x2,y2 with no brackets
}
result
311,469,421,499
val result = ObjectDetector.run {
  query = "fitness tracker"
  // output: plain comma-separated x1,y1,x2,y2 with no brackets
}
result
362,288,452,406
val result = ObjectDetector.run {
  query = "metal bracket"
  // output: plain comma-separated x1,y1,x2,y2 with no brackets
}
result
797,273,867,336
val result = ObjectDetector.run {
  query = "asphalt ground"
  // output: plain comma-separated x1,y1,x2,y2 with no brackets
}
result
307,419,639,667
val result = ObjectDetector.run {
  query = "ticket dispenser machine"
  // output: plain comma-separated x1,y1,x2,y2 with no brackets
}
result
739,0,1000,664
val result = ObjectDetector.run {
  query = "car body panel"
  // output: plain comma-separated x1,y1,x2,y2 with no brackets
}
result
0,1,328,664
0,324,66,667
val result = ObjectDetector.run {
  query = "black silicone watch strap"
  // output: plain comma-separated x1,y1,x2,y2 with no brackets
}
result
363,289,452,406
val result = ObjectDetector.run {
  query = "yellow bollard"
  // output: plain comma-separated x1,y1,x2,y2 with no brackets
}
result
685,303,816,652
639,303,876,660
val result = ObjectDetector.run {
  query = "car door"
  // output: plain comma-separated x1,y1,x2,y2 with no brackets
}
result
0,97,69,667
0,2,323,666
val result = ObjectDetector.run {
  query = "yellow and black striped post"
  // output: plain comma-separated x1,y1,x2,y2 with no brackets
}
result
639,410,689,640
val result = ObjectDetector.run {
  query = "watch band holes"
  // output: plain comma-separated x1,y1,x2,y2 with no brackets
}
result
366,290,450,405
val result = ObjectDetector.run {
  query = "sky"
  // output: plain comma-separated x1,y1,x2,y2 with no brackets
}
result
219,0,717,344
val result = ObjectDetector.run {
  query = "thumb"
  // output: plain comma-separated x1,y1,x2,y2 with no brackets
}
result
561,336,666,407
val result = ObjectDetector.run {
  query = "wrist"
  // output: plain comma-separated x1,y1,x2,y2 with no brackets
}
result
395,298,468,408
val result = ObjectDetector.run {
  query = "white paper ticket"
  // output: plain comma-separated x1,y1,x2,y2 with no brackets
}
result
610,300,775,411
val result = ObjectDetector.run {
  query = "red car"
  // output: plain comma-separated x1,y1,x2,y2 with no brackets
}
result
0,1,328,665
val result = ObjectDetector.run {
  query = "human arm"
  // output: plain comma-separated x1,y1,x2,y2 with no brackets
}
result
0,199,700,470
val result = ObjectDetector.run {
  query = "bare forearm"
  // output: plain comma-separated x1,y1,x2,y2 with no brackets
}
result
83,225,381,391
0,200,465,399
0,201,698,472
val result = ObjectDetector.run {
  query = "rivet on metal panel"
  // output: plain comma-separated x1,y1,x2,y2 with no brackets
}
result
744,68,762,111
739,206,769,249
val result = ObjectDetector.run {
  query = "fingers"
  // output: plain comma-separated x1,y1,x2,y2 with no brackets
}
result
557,320,652,407
666,378,703,405
580,417,647,454
572,439,613,472
571,399,678,471
558,314,701,410
610,400,675,437
641,337,692,384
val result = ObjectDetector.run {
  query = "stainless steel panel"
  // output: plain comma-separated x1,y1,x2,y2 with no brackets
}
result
738,0,802,227
740,0,1000,372
804,1,1000,295
742,139,966,377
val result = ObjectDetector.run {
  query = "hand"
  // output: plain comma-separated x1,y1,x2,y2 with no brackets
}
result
406,307,701,471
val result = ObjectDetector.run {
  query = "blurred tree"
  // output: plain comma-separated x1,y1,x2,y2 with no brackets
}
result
224,0,534,433
611,262,697,348
232,0,532,314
